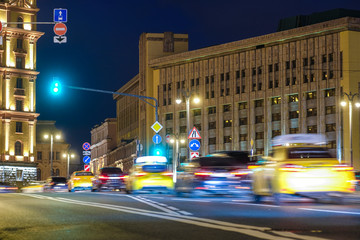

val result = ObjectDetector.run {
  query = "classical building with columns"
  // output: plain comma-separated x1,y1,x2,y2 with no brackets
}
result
112,10,360,171
0,0,43,184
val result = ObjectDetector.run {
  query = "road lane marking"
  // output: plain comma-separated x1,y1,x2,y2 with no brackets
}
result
21,194,330,240
225,202,280,208
298,208,360,215
126,195,180,215
170,198,211,203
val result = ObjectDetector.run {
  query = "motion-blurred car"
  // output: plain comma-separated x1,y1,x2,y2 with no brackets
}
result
92,167,127,192
68,171,94,192
355,171,360,191
21,181,46,193
252,134,356,204
126,156,174,194
0,182,18,193
44,177,68,192
175,151,257,196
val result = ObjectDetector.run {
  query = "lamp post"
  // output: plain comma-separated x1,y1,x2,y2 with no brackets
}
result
341,92,360,167
176,89,200,161
44,133,61,177
63,152,75,178
170,133,185,183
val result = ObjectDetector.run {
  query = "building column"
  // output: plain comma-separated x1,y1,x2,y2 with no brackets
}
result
29,121,35,162
5,75,10,109
4,119,10,158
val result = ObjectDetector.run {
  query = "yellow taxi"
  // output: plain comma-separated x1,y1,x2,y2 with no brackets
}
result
252,134,356,204
21,181,46,193
68,171,94,192
126,156,174,194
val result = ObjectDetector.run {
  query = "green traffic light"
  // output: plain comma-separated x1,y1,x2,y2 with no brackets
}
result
51,81,61,94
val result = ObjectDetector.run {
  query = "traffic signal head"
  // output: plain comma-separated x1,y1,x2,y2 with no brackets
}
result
51,80,61,95
151,145,164,156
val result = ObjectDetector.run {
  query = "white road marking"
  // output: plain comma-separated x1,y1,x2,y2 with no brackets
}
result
225,202,280,208
272,231,326,240
298,208,360,215
170,198,211,203
126,195,180,215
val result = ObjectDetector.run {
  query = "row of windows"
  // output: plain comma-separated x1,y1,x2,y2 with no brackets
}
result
37,151,64,161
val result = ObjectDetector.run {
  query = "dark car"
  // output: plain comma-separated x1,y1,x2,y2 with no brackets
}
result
44,176,68,192
175,151,258,196
0,182,18,193
92,167,127,192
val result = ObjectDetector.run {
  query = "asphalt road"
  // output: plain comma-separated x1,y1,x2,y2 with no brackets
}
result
1,192,360,240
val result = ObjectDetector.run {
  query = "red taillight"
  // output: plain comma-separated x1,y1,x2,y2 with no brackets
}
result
99,175,109,180
194,172,213,176
279,164,305,172
332,165,354,171
161,172,173,176
230,171,249,176
135,172,147,177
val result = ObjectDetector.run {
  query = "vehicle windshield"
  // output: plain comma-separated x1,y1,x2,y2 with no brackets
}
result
75,172,93,176
101,168,123,174
287,147,333,159
142,164,167,173
52,177,67,183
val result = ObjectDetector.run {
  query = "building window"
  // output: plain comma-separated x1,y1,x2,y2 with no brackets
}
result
239,134,247,141
257,83,262,91
220,89,224,96
37,151,42,160
37,168,41,181
166,128,173,134
55,152,60,160
271,97,281,105
193,109,201,116
226,88,230,95
274,63,279,71
322,72,327,80
325,89,335,97
15,141,22,155
329,53,333,62
255,132,264,139
306,91,317,100
236,87,240,94
210,75,214,83
326,123,336,132
310,56,315,65
274,79,279,88
16,56,24,69
180,126,186,133
196,78,199,86
16,78,23,88
241,70,245,77
223,120,232,128
322,54,327,63
177,82,180,89
236,70,240,79
239,102,247,110
303,74,308,83
272,130,281,137
168,98,171,105
165,113,173,120
303,58,308,66
292,77,297,85
252,68,256,76
290,127,299,134
208,106,216,114
268,64,273,73
255,99,264,107
239,117,247,125
307,108,317,117
223,104,231,112
208,122,216,130
286,78,290,86
258,67,262,75
286,61,290,69
269,80,273,89
289,111,299,119
206,91,209,99
209,137,216,145
329,71,334,79
17,39,23,49
255,115,264,123
326,106,336,115
55,169,60,176
310,73,315,82
211,91,214,98
179,111,186,118
224,136,232,143
292,60,296,69
205,76,209,84
272,113,281,121
220,73,224,81
17,16,23,29
226,72,230,80
307,125,317,133
15,122,22,133
288,94,298,102
163,99,166,106
16,99,23,111
191,79,194,86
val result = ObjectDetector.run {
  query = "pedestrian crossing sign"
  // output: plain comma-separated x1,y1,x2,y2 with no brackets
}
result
188,127,201,139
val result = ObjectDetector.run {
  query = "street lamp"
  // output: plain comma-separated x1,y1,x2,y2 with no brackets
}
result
341,91,360,167
44,133,61,177
63,152,75,178
170,134,186,183
176,89,200,160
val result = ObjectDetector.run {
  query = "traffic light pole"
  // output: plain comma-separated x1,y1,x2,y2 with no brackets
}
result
65,85,159,122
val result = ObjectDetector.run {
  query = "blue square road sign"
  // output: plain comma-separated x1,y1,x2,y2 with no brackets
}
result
54,9,68,22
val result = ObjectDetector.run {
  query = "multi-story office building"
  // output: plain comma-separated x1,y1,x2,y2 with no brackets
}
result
0,1,43,184
113,10,360,171
36,121,72,180
90,118,117,175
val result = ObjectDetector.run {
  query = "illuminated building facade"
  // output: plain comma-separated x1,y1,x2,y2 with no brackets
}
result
0,0,43,184
113,11,360,170
90,118,117,175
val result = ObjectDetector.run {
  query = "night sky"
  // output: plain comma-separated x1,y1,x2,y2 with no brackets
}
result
35,0,360,161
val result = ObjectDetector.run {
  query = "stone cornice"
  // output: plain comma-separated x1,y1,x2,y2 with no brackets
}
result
0,67,40,76
0,110,40,121
0,2,39,14
4,27,44,41
149,17,360,68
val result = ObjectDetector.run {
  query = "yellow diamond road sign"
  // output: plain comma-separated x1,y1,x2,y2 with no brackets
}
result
151,121,163,133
